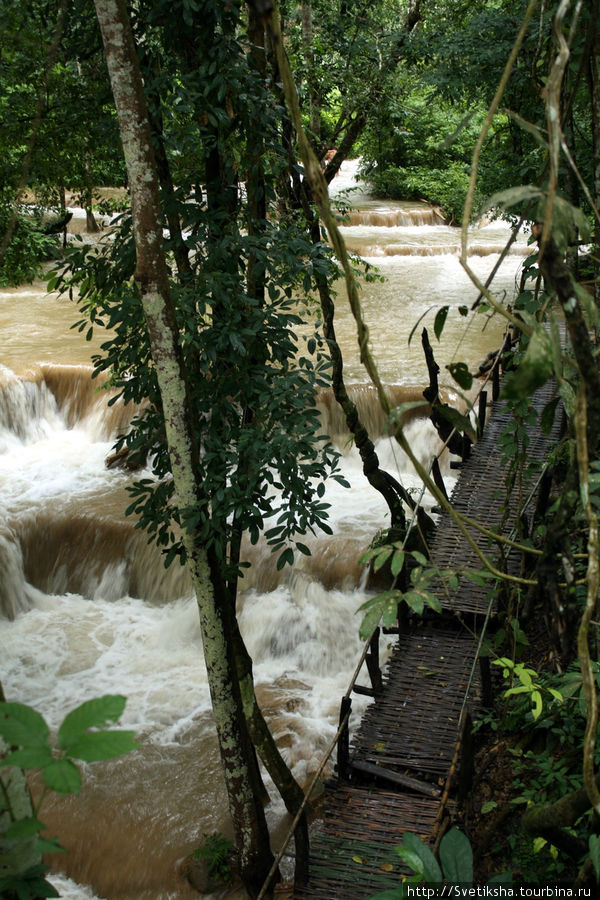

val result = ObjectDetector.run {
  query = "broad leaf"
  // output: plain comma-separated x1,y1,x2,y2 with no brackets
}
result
381,592,401,628
483,184,543,214
439,828,473,883
35,836,65,855
5,817,45,840
58,695,127,748
434,306,449,341
589,834,600,882
359,603,385,641
390,550,405,578
373,547,393,573
394,845,425,875
402,832,442,882
387,401,429,433
501,326,553,400
437,405,477,442
404,591,424,616
2,746,54,770
42,759,81,795
0,703,50,748
540,397,559,435
64,730,138,763
445,362,472,391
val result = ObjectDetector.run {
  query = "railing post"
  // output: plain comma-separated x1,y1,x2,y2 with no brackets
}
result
477,390,487,439
492,359,500,401
462,433,471,461
293,815,310,890
431,456,448,502
337,696,352,781
365,627,383,695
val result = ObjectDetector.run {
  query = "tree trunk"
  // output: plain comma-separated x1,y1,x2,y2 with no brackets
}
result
301,0,320,139
92,1,276,895
588,9,600,309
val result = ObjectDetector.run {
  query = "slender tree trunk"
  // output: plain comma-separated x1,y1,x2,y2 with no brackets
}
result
92,1,276,894
301,0,320,139
588,10,600,309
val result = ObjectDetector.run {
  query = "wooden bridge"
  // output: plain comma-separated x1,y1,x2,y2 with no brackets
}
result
291,374,563,899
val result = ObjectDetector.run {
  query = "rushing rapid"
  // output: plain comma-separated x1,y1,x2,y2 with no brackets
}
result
0,161,524,898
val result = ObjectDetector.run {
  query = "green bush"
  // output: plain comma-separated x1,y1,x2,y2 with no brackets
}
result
0,695,137,898
368,163,480,224
192,831,234,883
0,201,59,287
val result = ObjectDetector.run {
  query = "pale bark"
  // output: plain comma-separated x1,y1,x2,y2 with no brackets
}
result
92,1,276,894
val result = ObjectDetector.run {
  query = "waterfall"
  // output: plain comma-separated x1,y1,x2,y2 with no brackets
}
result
0,159,527,899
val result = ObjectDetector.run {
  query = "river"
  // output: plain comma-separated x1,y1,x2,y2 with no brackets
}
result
0,161,528,898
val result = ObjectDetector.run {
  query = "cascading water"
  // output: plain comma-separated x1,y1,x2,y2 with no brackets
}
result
0,162,526,899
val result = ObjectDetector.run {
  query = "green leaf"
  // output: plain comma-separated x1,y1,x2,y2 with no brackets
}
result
504,111,548,149
402,832,442,882
276,547,294,570
35,836,65,855
42,759,81,795
2,746,54,770
437,405,477,442
404,591,424,616
445,362,473,391
63,730,138,763
387,401,428,432
589,834,600,882
394,845,425,876
381,592,401,628
58,695,127,748
0,864,59,898
481,800,498,814
359,604,384,641
390,550,405,578
483,184,544,214
295,542,311,556
5,817,45,840
0,703,50,748
410,551,428,566
373,547,393,572
501,326,553,400
558,380,576,418
531,690,543,720
408,306,435,346
463,569,491,587
576,283,600,331
434,305,449,341
549,316,562,377
439,828,473,883
424,592,442,613
540,397,559,435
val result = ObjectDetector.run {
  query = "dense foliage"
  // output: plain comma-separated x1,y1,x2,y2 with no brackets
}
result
2,0,600,892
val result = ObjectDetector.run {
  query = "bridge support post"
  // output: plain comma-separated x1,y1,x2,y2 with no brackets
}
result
366,627,383,695
431,456,448,502
337,696,352,781
492,361,500,401
477,391,487,439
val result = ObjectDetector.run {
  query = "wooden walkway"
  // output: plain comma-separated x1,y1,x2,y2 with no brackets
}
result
294,379,563,899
